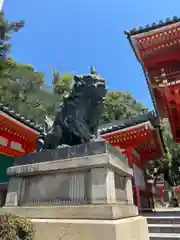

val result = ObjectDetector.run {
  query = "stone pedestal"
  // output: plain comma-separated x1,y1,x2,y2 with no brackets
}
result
4,140,149,240
90,167,116,204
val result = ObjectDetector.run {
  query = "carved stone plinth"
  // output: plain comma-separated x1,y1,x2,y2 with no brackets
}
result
4,140,149,240
6,140,132,207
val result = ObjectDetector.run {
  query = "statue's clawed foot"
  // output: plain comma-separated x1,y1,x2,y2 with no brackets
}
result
89,135,103,142
57,144,70,149
36,138,44,152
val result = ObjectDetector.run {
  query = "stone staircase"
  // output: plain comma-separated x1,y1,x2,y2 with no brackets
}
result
146,211,180,240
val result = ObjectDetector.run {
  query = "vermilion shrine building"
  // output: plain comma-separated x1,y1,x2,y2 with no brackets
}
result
124,17,180,144
0,104,43,205
100,111,166,211
123,16,180,205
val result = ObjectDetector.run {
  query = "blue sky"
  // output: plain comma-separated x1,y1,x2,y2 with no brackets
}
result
3,0,180,109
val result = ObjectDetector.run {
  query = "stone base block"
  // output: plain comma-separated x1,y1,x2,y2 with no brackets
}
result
1,204,138,220
6,141,134,207
32,216,149,240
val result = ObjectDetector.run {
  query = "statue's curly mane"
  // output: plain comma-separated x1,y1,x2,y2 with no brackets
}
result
59,74,106,120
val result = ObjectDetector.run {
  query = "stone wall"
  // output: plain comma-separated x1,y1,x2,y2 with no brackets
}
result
115,173,127,202
9,169,131,206
22,173,70,204
6,141,134,207
17,171,90,205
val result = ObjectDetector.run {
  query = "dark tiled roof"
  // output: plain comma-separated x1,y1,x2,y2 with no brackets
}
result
124,16,180,36
99,111,159,135
0,103,44,133
99,111,167,154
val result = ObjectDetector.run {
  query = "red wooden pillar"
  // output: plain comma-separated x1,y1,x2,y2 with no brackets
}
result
124,147,142,211
125,147,133,165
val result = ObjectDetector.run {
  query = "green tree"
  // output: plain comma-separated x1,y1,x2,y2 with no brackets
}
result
0,12,24,102
0,60,55,123
101,91,147,123
0,11,24,75
52,70,73,96
147,120,180,187
160,120,180,186
9,62,44,102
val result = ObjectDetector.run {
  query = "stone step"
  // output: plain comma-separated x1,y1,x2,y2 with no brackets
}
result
148,224,180,234
147,217,180,225
149,233,180,240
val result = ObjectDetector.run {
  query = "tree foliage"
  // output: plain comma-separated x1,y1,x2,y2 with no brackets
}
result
147,120,180,187
1,59,51,123
160,121,180,186
52,69,73,95
1,61,72,123
0,213,34,240
0,11,24,75
101,91,148,123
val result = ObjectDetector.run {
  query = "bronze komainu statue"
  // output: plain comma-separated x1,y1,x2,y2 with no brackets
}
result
36,68,107,151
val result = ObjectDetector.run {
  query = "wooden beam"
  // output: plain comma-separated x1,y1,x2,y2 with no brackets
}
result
0,111,39,142
0,145,25,157
0,130,35,155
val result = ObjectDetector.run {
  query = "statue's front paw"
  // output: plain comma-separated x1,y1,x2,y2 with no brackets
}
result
36,138,44,152
90,136,105,142
57,144,70,149
90,136,98,142
90,134,96,139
